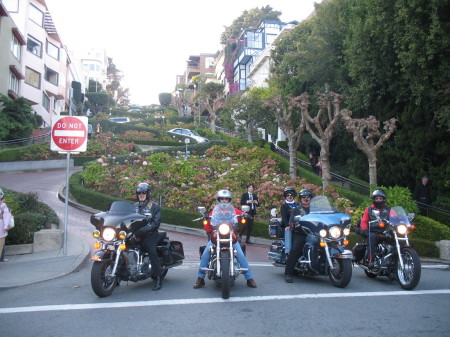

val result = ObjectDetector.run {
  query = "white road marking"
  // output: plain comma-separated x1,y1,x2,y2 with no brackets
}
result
1,289,449,314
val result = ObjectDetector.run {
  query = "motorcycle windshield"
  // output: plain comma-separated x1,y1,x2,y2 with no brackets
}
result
108,201,136,214
389,206,412,227
211,203,235,227
94,201,145,228
300,196,351,232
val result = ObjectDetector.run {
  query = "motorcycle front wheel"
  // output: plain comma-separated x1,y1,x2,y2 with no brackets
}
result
220,250,231,299
397,247,421,290
91,260,117,297
329,258,352,288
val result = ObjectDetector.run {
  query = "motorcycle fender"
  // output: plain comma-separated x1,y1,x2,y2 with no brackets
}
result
329,246,353,259
90,250,113,261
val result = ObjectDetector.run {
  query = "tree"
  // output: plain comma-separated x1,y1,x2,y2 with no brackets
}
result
85,92,114,114
197,82,226,133
220,6,281,44
300,92,343,187
0,95,43,140
106,58,130,105
88,79,103,93
263,95,306,177
340,110,397,186
159,93,172,107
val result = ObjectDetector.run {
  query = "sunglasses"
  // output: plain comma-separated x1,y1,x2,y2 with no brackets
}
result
138,192,147,195
300,196,311,199
286,194,294,197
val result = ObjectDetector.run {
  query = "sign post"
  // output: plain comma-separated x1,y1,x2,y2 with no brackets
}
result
184,137,190,154
51,116,88,255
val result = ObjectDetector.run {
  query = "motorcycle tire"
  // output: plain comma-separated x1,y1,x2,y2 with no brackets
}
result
91,260,117,297
220,250,231,299
329,258,352,288
397,247,421,290
151,268,168,280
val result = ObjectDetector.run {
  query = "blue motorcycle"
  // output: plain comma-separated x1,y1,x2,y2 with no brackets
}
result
268,196,353,288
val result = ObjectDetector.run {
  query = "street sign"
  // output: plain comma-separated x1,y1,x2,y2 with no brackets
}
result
50,116,88,152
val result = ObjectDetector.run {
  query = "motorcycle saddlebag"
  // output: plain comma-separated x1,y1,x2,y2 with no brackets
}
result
170,241,185,262
352,243,366,262
267,240,286,263
269,221,284,238
159,246,173,265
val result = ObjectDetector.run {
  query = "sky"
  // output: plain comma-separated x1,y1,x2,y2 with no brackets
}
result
45,0,323,106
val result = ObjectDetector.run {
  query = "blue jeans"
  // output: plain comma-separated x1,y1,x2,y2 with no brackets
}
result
198,240,253,280
285,228,292,254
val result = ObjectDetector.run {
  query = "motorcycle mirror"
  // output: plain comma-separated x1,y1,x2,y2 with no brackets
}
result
270,208,278,217
241,205,250,213
198,206,206,214
407,213,415,221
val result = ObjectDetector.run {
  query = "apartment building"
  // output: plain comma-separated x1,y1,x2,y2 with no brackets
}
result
1,0,80,128
177,53,217,89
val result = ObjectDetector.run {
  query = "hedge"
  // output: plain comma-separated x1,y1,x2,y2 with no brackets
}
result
412,215,450,242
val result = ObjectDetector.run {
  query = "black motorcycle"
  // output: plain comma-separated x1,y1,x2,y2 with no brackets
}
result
353,206,421,290
90,201,184,297
268,196,353,288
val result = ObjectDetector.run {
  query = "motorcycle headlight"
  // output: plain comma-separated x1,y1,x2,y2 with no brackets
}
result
319,229,327,238
343,227,350,236
329,226,342,239
102,227,116,241
397,224,407,235
218,223,230,236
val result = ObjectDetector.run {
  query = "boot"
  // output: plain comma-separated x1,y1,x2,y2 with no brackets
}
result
247,279,257,288
193,277,205,289
285,274,293,283
152,276,162,291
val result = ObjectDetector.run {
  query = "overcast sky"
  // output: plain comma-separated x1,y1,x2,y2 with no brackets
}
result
45,0,323,106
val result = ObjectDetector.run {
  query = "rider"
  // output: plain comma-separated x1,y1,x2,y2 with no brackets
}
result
193,189,257,289
360,189,396,268
133,182,163,291
280,187,298,255
284,189,313,283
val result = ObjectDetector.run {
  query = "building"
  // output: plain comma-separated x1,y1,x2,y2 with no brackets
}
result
1,0,81,128
177,53,217,89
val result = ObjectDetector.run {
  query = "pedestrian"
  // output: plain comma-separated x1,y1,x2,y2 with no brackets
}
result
413,176,432,216
309,153,319,175
95,123,101,136
240,183,259,244
0,188,12,262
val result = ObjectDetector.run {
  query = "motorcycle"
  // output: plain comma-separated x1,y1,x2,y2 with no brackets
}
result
268,196,353,288
194,205,250,299
352,206,421,290
89,201,185,297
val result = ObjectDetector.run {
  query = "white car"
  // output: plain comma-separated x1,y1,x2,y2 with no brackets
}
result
167,128,209,143
108,117,130,123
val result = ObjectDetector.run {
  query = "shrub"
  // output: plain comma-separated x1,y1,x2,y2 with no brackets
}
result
410,238,440,258
5,211,46,244
412,215,450,242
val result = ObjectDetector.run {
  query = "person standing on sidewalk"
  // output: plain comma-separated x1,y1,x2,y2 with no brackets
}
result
0,188,12,262
240,183,259,244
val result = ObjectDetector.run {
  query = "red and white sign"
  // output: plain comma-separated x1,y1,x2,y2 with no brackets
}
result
51,116,88,152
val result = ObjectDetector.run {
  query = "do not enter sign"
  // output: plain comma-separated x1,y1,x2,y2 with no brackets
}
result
51,116,88,152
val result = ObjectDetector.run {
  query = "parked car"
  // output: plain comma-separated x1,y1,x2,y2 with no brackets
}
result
108,117,130,123
167,128,209,143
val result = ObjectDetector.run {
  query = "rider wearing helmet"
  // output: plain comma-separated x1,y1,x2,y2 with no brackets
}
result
193,189,257,289
285,189,313,283
133,182,163,290
280,187,298,255
360,189,396,268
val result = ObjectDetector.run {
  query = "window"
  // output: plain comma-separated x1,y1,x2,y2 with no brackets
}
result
45,67,58,86
29,3,43,27
3,0,19,12
46,40,59,60
90,64,95,71
10,34,21,60
9,72,20,94
42,93,50,111
27,35,42,57
25,67,41,88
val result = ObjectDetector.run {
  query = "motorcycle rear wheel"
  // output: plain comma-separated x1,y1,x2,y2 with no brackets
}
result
220,250,231,299
397,247,421,290
91,260,117,297
329,258,352,288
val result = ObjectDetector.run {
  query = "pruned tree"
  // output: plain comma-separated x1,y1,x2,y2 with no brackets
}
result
300,92,342,187
340,110,397,186
263,95,306,177
197,82,226,133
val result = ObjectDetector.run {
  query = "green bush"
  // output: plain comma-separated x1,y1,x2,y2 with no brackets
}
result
410,237,440,258
412,215,450,241
5,211,46,244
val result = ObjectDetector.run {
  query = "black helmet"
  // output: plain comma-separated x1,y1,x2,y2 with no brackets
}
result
372,189,386,208
283,187,297,198
136,183,150,200
299,189,313,199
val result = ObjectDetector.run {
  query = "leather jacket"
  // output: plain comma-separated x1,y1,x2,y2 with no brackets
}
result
133,200,161,235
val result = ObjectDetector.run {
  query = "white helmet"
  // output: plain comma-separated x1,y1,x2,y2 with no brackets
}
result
0,188,4,199
216,189,232,203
